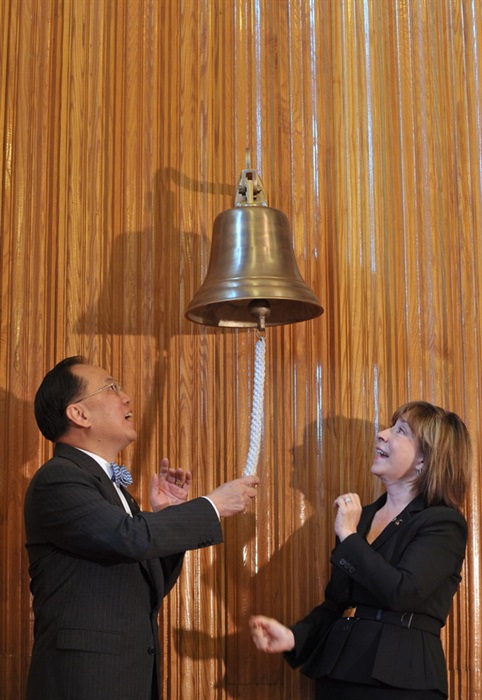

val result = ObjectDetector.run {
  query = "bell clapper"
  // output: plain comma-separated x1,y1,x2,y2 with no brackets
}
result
248,299,271,332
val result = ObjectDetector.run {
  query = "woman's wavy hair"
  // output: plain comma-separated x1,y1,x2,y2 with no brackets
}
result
391,401,472,510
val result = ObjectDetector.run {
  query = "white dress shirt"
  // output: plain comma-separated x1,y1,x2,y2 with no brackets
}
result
78,449,133,516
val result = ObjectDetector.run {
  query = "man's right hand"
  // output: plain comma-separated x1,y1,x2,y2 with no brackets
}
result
207,475,259,517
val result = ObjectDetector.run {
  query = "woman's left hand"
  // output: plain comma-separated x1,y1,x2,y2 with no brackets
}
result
334,492,362,541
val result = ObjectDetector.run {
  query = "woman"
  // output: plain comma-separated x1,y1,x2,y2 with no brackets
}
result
250,401,471,699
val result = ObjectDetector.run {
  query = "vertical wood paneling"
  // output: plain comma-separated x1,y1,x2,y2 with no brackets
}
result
1,1,481,698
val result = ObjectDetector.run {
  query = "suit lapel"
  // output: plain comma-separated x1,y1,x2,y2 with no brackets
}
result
54,443,164,603
360,494,426,550
54,443,131,511
120,488,165,606
120,487,141,515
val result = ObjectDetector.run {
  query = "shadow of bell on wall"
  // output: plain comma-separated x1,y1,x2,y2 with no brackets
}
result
73,166,233,471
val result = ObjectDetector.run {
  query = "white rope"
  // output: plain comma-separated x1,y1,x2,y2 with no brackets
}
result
242,335,266,476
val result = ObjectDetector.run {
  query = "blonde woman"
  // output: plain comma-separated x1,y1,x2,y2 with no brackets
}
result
250,401,471,700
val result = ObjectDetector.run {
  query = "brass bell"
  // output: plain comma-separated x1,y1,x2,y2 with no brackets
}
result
185,164,323,329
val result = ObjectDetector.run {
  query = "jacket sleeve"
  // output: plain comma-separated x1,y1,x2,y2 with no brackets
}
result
25,459,223,565
329,507,467,612
283,599,340,668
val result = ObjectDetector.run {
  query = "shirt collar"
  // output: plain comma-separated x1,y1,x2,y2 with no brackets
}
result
76,448,113,479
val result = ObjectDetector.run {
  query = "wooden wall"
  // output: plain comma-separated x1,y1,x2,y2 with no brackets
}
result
1,0,481,697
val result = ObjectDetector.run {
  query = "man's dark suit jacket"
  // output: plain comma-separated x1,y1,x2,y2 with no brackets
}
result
285,494,467,698
24,443,223,700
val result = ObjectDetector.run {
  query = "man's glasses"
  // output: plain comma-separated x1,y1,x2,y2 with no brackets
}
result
75,381,124,402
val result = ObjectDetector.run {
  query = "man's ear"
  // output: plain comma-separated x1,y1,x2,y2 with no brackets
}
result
65,402,91,428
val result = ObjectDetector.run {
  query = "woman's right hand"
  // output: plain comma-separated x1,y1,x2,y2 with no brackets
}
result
249,615,295,653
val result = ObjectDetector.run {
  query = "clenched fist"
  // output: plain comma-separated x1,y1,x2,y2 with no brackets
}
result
207,475,260,517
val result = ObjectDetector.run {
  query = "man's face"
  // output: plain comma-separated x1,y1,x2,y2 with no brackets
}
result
70,364,137,454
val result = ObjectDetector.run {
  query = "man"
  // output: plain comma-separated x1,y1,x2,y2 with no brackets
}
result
24,356,259,700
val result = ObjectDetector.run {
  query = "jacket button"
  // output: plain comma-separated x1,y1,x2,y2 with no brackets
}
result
148,646,155,655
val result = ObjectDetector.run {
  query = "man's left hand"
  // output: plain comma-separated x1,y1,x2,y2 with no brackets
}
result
149,458,192,511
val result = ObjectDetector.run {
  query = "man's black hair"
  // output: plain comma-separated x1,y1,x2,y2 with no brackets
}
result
34,356,87,442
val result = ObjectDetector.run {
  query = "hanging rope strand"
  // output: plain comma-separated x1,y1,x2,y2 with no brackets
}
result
243,335,266,476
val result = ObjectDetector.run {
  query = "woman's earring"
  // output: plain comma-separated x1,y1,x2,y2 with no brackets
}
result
416,466,423,476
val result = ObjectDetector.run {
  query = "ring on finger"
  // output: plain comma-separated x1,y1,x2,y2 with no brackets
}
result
344,497,352,504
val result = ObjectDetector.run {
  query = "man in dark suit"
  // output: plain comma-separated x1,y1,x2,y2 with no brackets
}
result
25,355,259,700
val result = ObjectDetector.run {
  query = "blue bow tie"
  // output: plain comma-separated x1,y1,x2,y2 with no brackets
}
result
110,462,133,487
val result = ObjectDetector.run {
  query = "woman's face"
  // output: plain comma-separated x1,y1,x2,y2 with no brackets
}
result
371,415,424,487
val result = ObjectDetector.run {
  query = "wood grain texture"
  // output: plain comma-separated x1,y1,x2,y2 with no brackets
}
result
1,0,481,697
